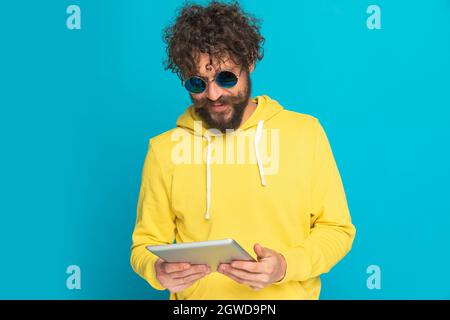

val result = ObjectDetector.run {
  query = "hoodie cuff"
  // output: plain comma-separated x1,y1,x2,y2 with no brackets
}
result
274,246,312,285
143,253,166,291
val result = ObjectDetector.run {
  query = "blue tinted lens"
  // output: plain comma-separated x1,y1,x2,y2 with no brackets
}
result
216,71,238,88
184,77,206,93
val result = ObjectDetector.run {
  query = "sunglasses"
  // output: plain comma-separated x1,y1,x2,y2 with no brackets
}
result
183,70,241,94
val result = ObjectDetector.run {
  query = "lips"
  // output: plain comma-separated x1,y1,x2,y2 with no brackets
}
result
209,103,229,112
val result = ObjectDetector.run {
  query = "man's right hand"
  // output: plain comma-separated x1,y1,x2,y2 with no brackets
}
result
155,258,211,293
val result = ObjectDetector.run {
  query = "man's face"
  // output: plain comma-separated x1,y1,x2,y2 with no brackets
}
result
187,53,253,133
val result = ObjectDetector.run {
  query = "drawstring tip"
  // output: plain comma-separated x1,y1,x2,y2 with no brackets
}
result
261,177,266,187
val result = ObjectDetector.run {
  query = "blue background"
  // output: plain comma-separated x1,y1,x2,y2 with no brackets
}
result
0,0,449,299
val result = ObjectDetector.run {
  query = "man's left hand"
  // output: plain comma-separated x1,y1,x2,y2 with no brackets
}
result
217,243,287,291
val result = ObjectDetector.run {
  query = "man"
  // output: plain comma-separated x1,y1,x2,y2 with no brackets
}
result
130,1,356,300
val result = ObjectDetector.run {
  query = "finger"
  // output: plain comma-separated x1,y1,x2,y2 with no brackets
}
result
163,262,191,274
169,279,200,293
166,268,209,288
254,243,273,259
230,261,266,273
221,270,263,290
155,258,166,271
178,270,210,285
171,265,210,279
221,265,268,284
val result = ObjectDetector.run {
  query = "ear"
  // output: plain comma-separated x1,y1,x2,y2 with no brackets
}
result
249,62,255,74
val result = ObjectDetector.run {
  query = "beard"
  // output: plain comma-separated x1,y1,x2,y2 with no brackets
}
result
191,74,251,133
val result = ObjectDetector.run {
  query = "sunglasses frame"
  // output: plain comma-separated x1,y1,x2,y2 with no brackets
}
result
182,68,243,94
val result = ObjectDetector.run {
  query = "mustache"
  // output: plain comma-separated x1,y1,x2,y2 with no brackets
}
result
195,95,240,109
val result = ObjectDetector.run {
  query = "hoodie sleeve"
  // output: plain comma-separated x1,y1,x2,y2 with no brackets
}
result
276,119,356,284
130,139,176,291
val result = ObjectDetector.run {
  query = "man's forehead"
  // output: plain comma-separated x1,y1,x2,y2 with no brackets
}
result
195,53,240,76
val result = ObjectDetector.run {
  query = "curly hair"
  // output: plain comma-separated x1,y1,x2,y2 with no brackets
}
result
163,1,265,80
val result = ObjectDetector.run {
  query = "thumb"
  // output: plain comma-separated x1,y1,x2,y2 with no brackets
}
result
254,243,271,259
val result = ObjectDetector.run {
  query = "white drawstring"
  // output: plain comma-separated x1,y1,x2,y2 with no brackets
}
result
203,120,266,220
254,120,266,186
204,133,212,220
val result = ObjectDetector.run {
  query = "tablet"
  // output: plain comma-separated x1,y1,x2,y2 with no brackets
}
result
146,238,256,271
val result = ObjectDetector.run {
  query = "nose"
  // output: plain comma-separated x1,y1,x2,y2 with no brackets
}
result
205,80,223,102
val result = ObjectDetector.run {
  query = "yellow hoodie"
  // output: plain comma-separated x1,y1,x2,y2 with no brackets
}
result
130,95,356,300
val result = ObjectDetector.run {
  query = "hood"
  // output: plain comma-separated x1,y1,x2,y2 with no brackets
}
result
175,95,284,220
